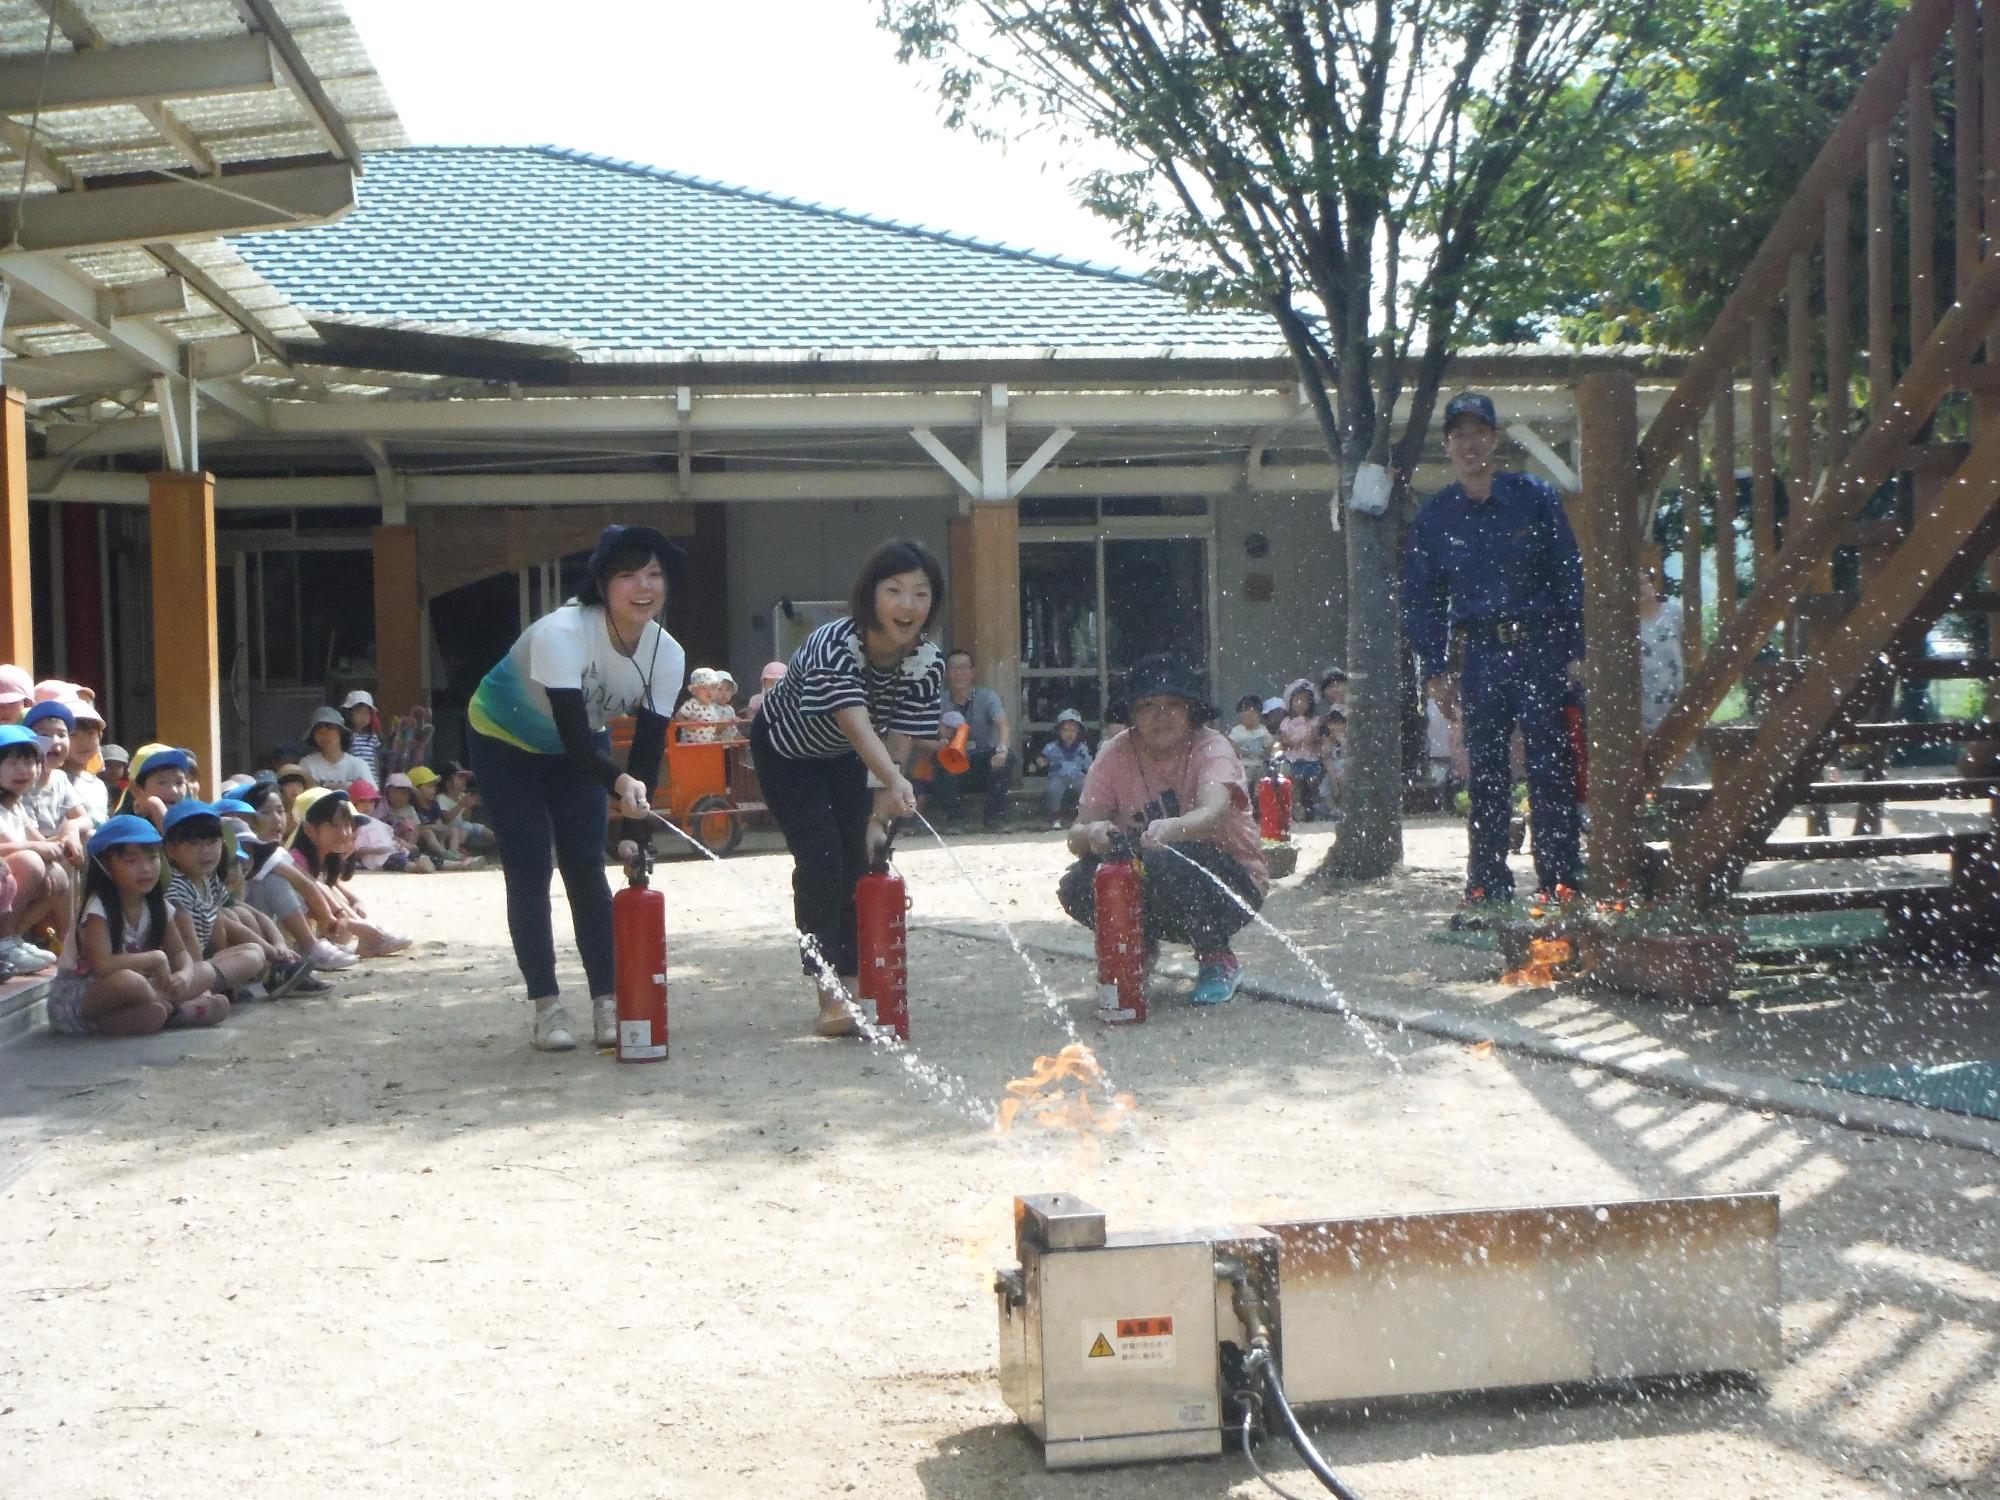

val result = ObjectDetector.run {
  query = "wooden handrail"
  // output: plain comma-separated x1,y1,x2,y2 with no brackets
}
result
1643,242,2000,780
1633,0,1956,499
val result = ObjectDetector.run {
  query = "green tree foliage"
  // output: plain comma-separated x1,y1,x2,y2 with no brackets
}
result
882,0,1668,879
1480,0,1906,347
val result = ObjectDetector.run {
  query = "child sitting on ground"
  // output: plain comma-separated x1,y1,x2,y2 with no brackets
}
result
406,766,476,865
0,664,30,725
289,788,411,958
433,764,494,851
59,695,110,826
1319,708,1348,813
1039,709,1094,829
342,691,384,781
161,800,309,1001
23,701,88,862
0,723,72,967
236,777,355,972
301,708,373,790
674,667,732,745
45,815,234,1036
115,744,194,827
212,795,331,993
1277,685,1327,820
275,763,309,832
1228,694,1276,781
347,778,432,873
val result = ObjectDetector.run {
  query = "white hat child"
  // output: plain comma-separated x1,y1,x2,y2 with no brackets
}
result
687,667,722,688
342,689,376,710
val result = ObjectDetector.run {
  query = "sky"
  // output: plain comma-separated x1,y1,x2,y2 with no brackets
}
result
341,0,1141,271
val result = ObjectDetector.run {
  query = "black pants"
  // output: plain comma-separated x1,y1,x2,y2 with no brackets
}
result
750,715,871,977
925,748,1013,825
469,729,614,1000
1058,841,1262,953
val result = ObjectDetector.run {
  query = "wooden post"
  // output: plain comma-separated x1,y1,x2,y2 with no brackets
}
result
0,390,31,669
371,524,424,718
1578,373,1644,896
147,471,219,799
946,500,1021,737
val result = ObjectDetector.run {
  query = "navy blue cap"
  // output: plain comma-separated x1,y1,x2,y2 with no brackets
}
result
589,524,686,589
23,699,73,731
1443,391,1498,431
1122,652,1215,721
88,814,163,857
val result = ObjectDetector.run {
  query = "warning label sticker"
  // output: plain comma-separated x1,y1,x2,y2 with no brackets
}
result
1079,1316,1176,1368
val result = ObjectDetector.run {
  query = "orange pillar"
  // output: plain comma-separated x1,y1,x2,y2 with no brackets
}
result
0,389,32,670
148,471,219,798
947,500,1021,732
371,524,423,718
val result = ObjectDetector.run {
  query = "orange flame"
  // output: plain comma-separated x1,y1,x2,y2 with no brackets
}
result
994,1043,1137,1136
1501,936,1574,987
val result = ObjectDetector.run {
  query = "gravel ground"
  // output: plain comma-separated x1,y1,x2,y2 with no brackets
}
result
1,820,1995,1498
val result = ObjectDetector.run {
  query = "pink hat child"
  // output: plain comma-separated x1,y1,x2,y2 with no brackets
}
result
0,665,31,725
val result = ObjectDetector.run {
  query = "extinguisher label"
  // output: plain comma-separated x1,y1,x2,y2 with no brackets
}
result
1096,983,1136,1022
618,1021,664,1060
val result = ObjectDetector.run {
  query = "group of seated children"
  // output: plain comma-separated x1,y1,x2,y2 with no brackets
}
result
0,683,494,1039
1227,668,1348,822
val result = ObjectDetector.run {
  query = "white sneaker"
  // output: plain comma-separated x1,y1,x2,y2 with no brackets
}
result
533,1003,576,1052
1,938,57,973
307,938,359,971
592,995,618,1047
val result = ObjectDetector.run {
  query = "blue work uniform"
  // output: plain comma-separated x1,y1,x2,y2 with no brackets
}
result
1404,470,1585,899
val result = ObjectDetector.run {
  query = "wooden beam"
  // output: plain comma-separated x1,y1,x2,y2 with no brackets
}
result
147,470,219,798
0,391,30,668
1868,128,1896,419
1577,373,1644,893
947,502,1021,734
1910,56,1937,343
371,525,422,717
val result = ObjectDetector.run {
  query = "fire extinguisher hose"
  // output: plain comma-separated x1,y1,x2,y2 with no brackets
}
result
1253,1353,1365,1500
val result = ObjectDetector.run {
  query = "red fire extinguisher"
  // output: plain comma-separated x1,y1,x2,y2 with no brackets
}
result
855,832,909,1039
614,846,668,1062
1257,755,1293,842
1094,834,1147,1024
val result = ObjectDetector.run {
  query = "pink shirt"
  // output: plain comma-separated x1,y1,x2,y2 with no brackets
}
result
1077,727,1268,896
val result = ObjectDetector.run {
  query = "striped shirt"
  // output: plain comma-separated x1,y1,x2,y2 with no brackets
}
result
166,869,229,954
759,619,944,760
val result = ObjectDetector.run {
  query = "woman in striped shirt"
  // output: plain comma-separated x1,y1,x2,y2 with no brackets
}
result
751,539,945,1037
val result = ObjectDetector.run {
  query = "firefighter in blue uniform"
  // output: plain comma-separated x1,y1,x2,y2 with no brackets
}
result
1405,391,1585,911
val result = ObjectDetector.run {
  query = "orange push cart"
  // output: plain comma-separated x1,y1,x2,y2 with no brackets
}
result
607,716,764,857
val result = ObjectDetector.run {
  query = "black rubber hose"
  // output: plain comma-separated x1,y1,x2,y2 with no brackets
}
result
1260,1356,1366,1500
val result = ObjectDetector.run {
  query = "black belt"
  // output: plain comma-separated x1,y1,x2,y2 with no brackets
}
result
1458,618,1536,646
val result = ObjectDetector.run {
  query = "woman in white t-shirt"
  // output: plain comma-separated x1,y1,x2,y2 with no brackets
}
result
467,525,687,1053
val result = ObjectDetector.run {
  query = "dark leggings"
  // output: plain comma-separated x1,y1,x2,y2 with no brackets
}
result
1058,840,1263,953
750,716,871,977
469,729,614,999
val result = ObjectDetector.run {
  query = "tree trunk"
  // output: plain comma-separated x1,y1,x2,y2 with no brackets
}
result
1322,460,1404,880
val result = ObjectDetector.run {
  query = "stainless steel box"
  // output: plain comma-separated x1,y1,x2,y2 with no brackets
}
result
998,1230,1223,1469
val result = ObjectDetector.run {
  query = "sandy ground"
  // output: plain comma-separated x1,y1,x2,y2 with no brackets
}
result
2,820,1996,1499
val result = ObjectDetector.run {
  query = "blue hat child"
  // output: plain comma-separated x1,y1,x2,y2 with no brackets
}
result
23,699,74,732
161,800,222,837
87,813,163,859
0,723,39,754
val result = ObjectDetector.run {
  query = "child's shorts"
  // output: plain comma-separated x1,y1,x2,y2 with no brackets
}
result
44,973,92,1036
243,870,304,921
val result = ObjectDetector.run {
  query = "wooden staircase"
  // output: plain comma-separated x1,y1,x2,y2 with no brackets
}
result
1575,0,2000,958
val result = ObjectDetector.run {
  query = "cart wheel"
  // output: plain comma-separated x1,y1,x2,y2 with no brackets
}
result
687,794,744,857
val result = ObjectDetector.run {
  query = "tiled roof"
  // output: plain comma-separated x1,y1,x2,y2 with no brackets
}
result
233,146,1281,359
